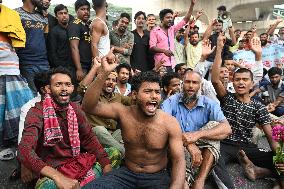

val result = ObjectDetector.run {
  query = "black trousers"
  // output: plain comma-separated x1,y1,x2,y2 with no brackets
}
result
213,140,282,189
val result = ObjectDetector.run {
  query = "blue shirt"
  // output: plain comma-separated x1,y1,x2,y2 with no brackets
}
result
161,93,226,132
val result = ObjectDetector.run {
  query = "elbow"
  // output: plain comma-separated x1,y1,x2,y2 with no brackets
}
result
224,122,232,137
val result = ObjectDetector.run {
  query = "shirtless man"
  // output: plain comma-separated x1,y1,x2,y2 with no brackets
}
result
90,0,110,57
82,53,186,189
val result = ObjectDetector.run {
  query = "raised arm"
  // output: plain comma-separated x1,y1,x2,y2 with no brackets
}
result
183,0,197,23
167,116,186,189
228,26,236,45
267,18,283,36
82,50,122,119
211,33,228,98
202,19,217,41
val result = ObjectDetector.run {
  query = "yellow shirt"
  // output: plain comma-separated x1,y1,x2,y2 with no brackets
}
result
0,5,26,47
185,42,202,69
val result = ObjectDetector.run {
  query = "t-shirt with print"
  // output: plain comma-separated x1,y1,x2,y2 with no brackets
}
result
68,18,92,70
220,93,271,144
15,7,49,67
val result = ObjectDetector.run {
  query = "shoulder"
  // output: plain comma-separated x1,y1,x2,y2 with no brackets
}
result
91,19,104,29
163,93,181,105
72,18,83,25
25,102,44,123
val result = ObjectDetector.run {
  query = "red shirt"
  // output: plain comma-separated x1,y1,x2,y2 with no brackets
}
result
17,101,110,175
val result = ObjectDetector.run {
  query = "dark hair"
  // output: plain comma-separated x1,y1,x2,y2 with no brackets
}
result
92,0,106,9
130,71,161,92
34,72,49,94
189,31,199,38
233,68,253,81
260,33,268,37
116,63,132,74
217,19,223,24
120,12,131,22
268,67,282,77
234,29,241,33
246,30,252,34
224,51,233,61
263,68,268,77
48,66,73,85
134,11,146,20
175,63,186,72
162,72,180,88
75,0,90,11
54,4,68,16
217,5,226,11
112,19,118,26
159,9,173,21
147,14,155,19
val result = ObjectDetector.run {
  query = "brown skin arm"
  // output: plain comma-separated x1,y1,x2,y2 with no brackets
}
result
183,0,196,23
211,34,228,98
70,39,85,81
183,120,232,145
228,26,236,45
82,52,122,119
184,23,191,46
249,88,262,97
202,19,217,41
91,21,105,57
167,117,186,189
272,96,284,107
267,18,283,36
262,124,278,152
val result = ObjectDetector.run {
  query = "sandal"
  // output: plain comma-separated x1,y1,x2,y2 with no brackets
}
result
0,148,15,161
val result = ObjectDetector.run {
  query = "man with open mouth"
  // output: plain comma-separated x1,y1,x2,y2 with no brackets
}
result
83,52,186,188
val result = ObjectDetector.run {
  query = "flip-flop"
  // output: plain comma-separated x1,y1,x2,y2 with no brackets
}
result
0,148,15,161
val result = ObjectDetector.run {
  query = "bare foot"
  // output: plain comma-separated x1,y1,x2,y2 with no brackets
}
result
238,150,257,181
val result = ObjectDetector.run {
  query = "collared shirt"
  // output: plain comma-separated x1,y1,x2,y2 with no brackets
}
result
270,34,284,46
149,19,187,68
68,18,92,70
110,29,134,64
48,24,72,68
220,93,271,144
17,102,111,174
174,39,186,64
260,80,284,107
185,42,202,69
114,83,132,96
161,93,226,132
131,29,154,71
86,92,132,130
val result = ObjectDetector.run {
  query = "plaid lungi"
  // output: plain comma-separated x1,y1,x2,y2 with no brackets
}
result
185,121,220,186
0,75,33,146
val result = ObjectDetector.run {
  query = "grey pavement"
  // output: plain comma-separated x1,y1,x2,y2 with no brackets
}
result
0,137,275,189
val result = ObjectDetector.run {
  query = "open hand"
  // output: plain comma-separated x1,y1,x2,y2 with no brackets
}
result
186,143,202,168
201,40,216,58
250,37,262,54
54,174,80,189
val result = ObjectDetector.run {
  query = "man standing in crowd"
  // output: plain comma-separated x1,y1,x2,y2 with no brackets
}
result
115,63,132,96
68,0,91,82
267,18,284,46
211,34,282,189
131,11,154,72
146,14,156,31
184,30,202,69
161,71,231,189
90,0,110,57
150,0,197,71
174,28,186,65
110,12,134,64
15,0,49,95
251,67,284,117
48,4,72,69
202,19,236,78
18,67,113,188
83,56,186,188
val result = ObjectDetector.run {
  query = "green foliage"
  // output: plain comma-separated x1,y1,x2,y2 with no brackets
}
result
48,3,132,29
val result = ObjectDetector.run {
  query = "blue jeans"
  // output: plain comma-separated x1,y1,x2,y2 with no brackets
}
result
89,166,171,189
20,65,49,95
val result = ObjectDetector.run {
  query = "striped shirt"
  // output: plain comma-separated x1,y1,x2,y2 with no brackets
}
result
221,93,271,144
0,41,20,75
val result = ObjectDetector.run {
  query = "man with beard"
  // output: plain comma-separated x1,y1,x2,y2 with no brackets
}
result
114,63,132,96
260,33,270,48
185,31,202,69
174,28,186,65
161,71,231,189
48,4,72,69
150,0,197,71
251,67,284,117
211,34,281,189
15,0,49,95
83,57,186,188
68,0,92,82
90,0,110,58
110,12,134,64
131,11,155,72
17,67,113,189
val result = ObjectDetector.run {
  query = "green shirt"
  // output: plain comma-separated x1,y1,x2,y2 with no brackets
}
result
110,29,134,64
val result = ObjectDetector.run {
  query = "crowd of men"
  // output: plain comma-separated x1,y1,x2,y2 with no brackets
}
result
1,0,284,188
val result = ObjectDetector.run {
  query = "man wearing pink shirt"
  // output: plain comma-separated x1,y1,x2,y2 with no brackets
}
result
150,0,197,70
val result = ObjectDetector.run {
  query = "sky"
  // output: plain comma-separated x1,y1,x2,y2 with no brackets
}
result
2,0,135,9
